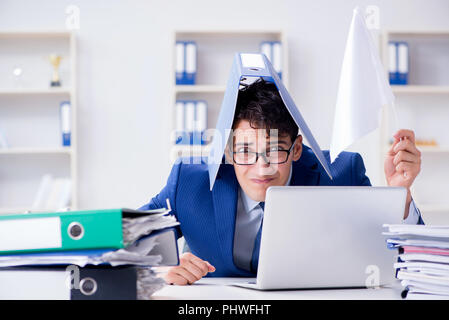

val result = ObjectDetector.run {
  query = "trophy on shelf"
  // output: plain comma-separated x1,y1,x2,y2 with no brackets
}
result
49,54,63,87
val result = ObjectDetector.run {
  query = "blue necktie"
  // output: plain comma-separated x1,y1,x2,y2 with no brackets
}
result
250,202,264,273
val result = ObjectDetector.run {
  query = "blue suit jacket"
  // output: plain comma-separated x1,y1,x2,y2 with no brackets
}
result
140,145,421,277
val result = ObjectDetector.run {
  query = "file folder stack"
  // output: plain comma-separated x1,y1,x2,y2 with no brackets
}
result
175,41,197,85
388,41,409,85
260,41,282,79
383,224,449,300
0,207,180,299
0,265,165,300
175,100,208,145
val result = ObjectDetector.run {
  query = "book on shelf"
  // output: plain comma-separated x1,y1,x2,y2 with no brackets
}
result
388,41,409,85
175,41,197,85
260,41,282,79
0,128,8,149
175,100,208,145
60,101,71,147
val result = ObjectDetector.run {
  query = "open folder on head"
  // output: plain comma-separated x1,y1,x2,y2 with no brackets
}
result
207,53,333,190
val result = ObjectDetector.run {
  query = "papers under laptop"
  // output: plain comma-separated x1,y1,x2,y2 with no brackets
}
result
232,186,406,290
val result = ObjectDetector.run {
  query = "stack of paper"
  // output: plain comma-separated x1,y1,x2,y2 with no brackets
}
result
0,226,177,268
136,268,165,300
383,224,449,299
0,207,180,300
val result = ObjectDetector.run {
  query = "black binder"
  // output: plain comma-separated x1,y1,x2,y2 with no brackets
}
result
70,266,137,300
0,266,139,300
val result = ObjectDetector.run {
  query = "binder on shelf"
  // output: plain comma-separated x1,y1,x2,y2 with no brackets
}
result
175,101,189,145
0,207,177,255
193,100,207,145
272,41,282,80
0,127,8,149
260,41,282,79
175,41,197,85
388,41,409,85
175,42,185,85
388,41,398,84
397,42,409,85
60,101,71,147
185,101,195,144
185,41,197,85
175,100,208,145
260,41,272,62
0,265,165,300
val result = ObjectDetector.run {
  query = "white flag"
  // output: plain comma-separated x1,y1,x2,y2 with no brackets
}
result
330,7,395,163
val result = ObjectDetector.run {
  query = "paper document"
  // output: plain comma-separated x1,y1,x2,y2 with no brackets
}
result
383,224,449,299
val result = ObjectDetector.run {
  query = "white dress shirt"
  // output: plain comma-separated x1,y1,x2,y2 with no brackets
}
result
233,166,292,271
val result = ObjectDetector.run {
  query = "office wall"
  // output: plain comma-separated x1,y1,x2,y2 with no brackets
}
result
1,0,448,209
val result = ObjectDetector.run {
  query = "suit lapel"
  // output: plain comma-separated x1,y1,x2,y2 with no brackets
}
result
212,164,239,272
291,145,321,186
290,164,320,186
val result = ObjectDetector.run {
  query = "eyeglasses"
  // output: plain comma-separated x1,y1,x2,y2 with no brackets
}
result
233,142,295,165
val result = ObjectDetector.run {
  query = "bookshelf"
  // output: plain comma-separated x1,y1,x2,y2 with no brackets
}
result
381,30,449,224
0,31,77,214
170,30,289,162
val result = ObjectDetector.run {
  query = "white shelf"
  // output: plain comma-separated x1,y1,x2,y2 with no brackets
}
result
0,30,78,211
171,144,211,156
175,29,285,37
383,145,449,154
175,85,226,94
0,207,73,215
419,204,449,213
385,30,449,37
0,207,32,215
0,30,72,38
392,85,449,95
0,87,72,96
418,146,449,153
0,147,72,155
0,207,39,215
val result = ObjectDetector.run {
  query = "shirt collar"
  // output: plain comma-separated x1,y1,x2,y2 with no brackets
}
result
240,164,293,213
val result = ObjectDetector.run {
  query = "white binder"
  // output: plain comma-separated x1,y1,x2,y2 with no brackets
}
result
175,42,185,84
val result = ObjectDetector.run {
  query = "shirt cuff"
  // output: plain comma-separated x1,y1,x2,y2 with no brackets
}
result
402,199,421,225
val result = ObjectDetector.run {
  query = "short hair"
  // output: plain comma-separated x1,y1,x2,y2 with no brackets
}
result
232,78,299,143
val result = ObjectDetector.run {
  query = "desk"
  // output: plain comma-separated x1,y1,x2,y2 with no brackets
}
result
152,277,404,300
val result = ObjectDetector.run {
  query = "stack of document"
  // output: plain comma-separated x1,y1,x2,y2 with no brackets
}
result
383,224,449,300
0,207,180,300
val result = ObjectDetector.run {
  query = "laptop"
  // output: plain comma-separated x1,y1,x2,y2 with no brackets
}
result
233,186,406,290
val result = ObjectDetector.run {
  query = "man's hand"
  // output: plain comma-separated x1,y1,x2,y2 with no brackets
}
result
384,129,421,218
164,252,215,285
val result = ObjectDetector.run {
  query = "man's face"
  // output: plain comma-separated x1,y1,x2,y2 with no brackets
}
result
226,120,303,202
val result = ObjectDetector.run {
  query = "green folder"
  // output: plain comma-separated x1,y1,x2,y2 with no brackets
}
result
0,208,168,255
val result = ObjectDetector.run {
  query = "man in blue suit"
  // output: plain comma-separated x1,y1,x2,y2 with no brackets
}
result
140,79,423,285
